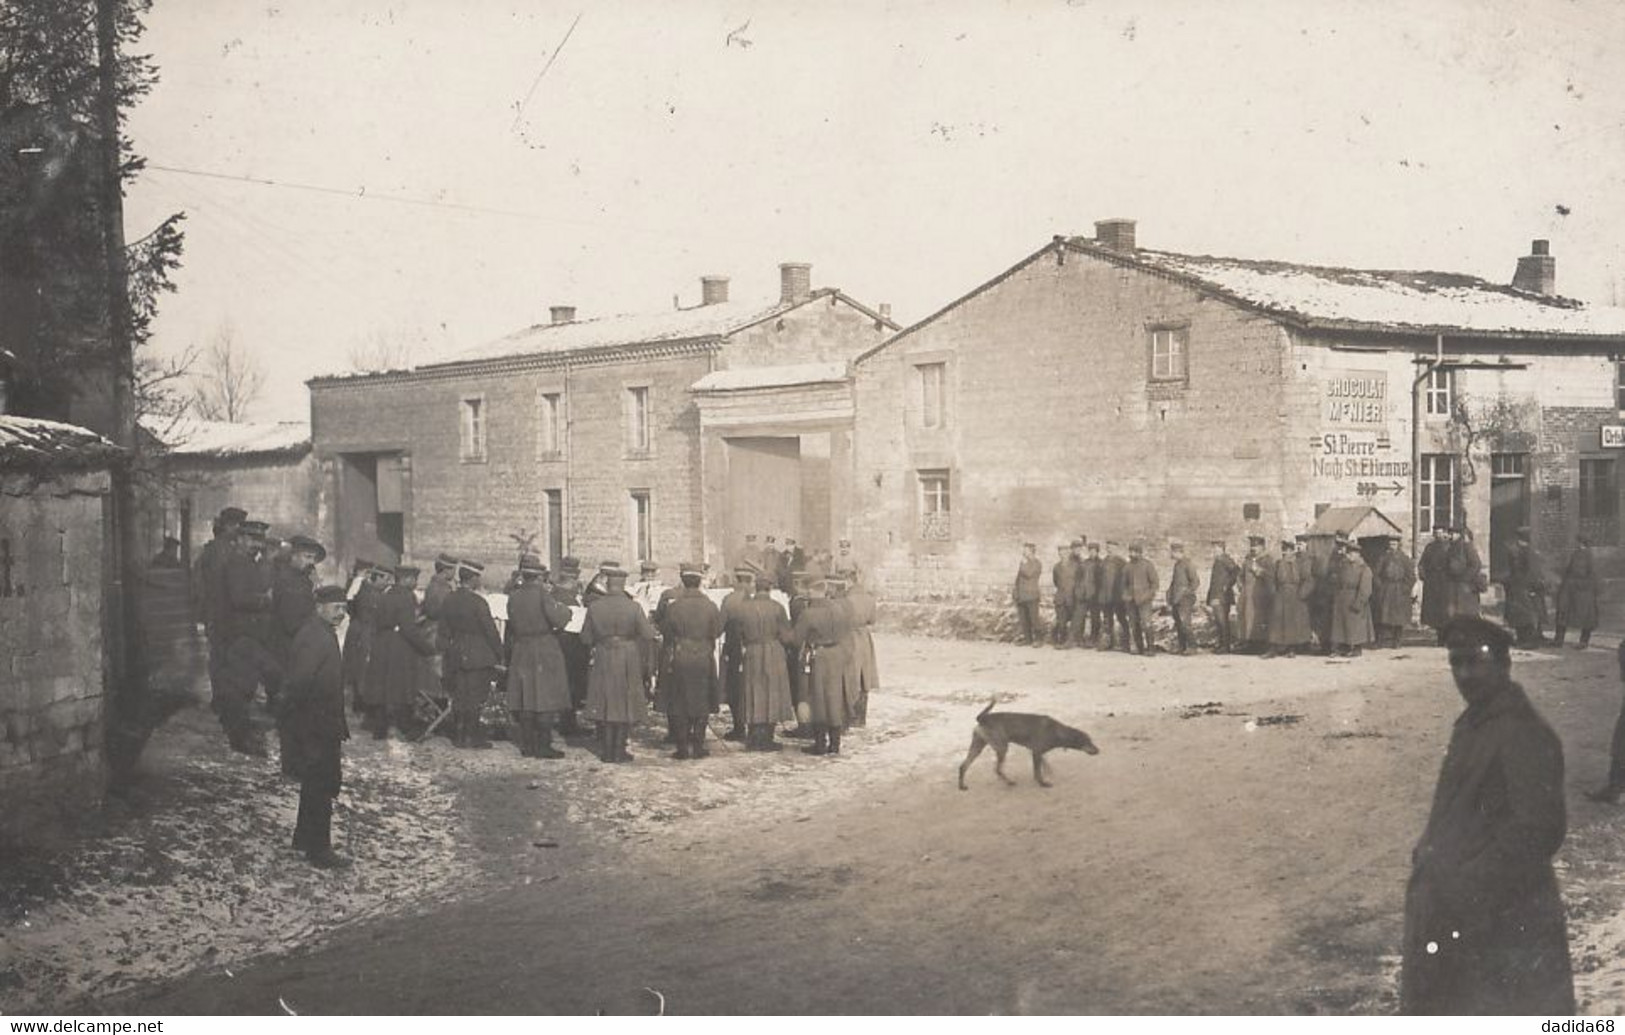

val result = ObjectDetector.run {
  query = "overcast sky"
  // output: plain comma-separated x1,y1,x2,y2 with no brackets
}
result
121,0,1625,422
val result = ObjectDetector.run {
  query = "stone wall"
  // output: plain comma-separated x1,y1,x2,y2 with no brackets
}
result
0,468,110,844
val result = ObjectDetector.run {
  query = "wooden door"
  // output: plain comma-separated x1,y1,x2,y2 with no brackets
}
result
725,437,800,569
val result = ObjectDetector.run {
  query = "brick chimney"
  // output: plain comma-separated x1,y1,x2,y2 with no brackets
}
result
878,302,893,321
779,262,812,304
701,276,730,306
549,305,577,325
1512,239,1556,296
1094,218,1137,252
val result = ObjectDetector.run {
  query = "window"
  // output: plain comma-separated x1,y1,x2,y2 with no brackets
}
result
545,489,564,570
1580,458,1618,541
1149,327,1189,382
916,362,946,428
540,392,563,457
1425,368,1453,416
918,469,951,541
1491,453,1526,479
626,386,650,454
629,489,652,562
1617,361,1625,412
1419,453,1456,533
459,396,486,462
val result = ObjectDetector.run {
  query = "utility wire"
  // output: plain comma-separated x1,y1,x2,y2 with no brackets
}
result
511,10,583,132
144,162,556,220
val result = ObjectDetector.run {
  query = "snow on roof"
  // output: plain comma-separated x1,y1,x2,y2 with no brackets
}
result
144,416,311,458
1074,240,1625,338
1306,505,1405,539
0,415,119,469
423,297,798,369
690,361,849,392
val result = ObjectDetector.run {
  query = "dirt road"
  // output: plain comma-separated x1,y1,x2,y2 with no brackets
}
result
56,636,1625,1013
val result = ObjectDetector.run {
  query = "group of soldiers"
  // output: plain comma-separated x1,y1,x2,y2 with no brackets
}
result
1018,524,1602,657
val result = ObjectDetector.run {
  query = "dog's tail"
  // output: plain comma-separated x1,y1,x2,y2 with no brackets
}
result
977,695,997,722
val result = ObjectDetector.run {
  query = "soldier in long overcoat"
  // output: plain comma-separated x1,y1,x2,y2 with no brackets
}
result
440,561,504,749
1447,528,1484,620
784,571,815,738
1401,617,1574,1015
792,577,854,757
1300,534,1333,654
1098,541,1130,652
217,521,280,755
1329,541,1375,656
1585,640,1625,803
504,555,574,759
1417,526,1452,642
739,575,796,752
1555,536,1599,649
1013,542,1043,646
271,535,324,773
1235,536,1273,651
660,563,723,759
1502,527,1545,648
422,553,459,703
1066,541,1094,646
581,565,657,763
1265,539,1313,657
1051,544,1078,648
341,563,387,710
1205,540,1239,653
1122,543,1159,655
361,565,435,739
843,570,880,724
1166,542,1199,655
1372,535,1417,649
719,567,757,740
549,557,589,734
285,585,352,869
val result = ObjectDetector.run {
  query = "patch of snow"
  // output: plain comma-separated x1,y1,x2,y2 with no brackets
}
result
690,362,849,392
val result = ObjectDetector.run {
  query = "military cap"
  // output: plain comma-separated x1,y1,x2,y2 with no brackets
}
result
286,534,327,563
1068,539,1084,549
1432,524,1450,533
314,584,348,604
458,559,485,576
434,553,458,571
745,534,759,542
733,564,757,580
1279,538,1297,550
785,538,798,547
1210,539,1226,547
679,562,705,577
1442,615,1514,658
1022,541,1037,549
218,506,248,524
600,565,629,580
559,556,581,574
838,539,851,549
1168,541,1184,551
1128,541,1145,553
766,536,777,544
1247,535,1266,546
354,557,378,574
240,520,270,539
640,560,660,574
1087,541,1101,553
367,565,393,579
1333,531,1350,544
394,564,420,579
598,559,623,573
1105,540,1122,549
518,553,547,574
825,575,849,589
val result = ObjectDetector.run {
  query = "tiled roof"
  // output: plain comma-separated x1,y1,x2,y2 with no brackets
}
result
690,361,849,392
144,416,311,458
1069,239,1625,338
0,415,119,469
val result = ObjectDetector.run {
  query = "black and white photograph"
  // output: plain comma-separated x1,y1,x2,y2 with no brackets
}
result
4,0,1625,1019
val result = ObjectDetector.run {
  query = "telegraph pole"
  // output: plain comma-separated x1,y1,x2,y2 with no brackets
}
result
95,0,149,774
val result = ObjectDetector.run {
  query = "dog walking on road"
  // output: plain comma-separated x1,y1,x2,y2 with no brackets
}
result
958,697,1099,790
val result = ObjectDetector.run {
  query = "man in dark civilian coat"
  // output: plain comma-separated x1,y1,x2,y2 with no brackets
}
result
285,585,352,869
439,561,504,749
194,506,245,707
1417,526,1453,644
1206,539,1239,654
218,520,280,755
1051,543,1078,648
1013,543,1042,646
1401,616,1574,1015
272,535,324,774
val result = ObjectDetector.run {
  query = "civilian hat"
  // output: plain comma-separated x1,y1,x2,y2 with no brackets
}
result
315,585,348,604
287,534,327,563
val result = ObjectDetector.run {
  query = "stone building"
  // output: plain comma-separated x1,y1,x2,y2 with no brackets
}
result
0,415,120,843
307,264,895,575
851,220,1625,603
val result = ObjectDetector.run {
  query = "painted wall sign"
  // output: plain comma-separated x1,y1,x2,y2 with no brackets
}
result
1323,370,1389,426
1602,424,1625,449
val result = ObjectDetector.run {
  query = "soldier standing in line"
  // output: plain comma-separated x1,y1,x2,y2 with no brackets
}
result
1206,539,1239,654
271,535,324,774
217,520,280,756
194,506,246,705
1372,534,1417,650
793,576,855,757
1447,526,1485,620
1330,539,1375,657
1236,535,1272,653
440,561,503,750
1502,527,1545,649
504,554,573,759
1417,526,1453,644
1098,541,1130,652
1013,542,1042,646
1066,540,1093,647
581,564,657,764
362,565,435,740
1263,537,1312,659
284,584,353,870
651,567,681,744
1299,533,1332,655
740,570,796,751
1166,542,1199,656
659,563,724,759
784,570,815,739
1122,542,1159,656
550,557,589,735
1555,536,1599,650
780,538,806,594
1051,543,1078,649
843,568,880,727
422,554,458,714
720,565,757,741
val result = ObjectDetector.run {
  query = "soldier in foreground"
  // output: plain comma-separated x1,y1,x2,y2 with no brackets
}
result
284,585,353,870
1165,542,1198,655
1205,539,1238,654
1401,616,1573,1015
1051,543,1077,648
1121,542,1158,656
1372,534,1417,650
218,520,280,756
1263,537,1311,659
659,562,724,759
793,576,854,756
551,557,589,735
1417,526,1452,645
740,570,795,752
505,554,573,759
719,565,757,741
844,568,880,726
440,561,503,750
194,505,246,708
581,564,657,763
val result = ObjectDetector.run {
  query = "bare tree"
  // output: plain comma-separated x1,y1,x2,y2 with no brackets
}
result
345,324,435,374
189,321,263,422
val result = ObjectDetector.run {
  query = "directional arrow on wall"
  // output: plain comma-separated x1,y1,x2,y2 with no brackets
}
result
1377,481,1405,495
